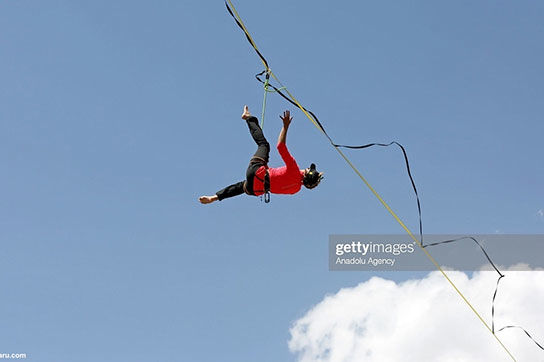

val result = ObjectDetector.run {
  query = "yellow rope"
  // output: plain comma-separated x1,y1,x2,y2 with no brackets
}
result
226,0,268,72
225,1,516,359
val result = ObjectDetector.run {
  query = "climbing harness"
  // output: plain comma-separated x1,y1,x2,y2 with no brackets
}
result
254,166,271,203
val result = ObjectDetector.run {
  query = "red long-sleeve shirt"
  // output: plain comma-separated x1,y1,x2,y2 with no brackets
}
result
252,142,304,195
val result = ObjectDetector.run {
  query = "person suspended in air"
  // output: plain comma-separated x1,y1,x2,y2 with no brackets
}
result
199,105,323,204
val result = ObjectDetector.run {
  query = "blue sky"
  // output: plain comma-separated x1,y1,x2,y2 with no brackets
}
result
1,1,543,361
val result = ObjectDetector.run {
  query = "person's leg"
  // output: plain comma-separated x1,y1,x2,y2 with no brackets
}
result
246,116,270,163
215,181,245,201
244,162,263,196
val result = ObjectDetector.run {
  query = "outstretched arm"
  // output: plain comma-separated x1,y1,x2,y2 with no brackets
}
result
276,111,299,169
278,110,292,144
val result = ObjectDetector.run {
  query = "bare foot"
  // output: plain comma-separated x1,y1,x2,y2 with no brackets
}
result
241,105,251,120
199,195,216,204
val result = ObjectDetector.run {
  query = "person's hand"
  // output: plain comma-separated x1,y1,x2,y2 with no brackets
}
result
280,110,292,127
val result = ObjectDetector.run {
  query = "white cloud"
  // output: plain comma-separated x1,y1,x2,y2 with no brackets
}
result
289,268,544,362
538,209,544,219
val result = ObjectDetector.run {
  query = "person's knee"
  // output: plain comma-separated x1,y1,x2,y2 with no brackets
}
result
259,141,270,158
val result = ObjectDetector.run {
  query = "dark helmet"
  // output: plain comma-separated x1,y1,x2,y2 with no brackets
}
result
303,163,323,189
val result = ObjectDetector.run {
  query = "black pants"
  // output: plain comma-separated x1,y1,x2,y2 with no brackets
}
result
216,116,270,201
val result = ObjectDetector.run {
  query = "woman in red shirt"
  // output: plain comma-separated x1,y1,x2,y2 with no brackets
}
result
199,106,323,204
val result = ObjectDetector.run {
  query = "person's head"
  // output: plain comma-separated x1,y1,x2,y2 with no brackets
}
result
303,163,324,189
